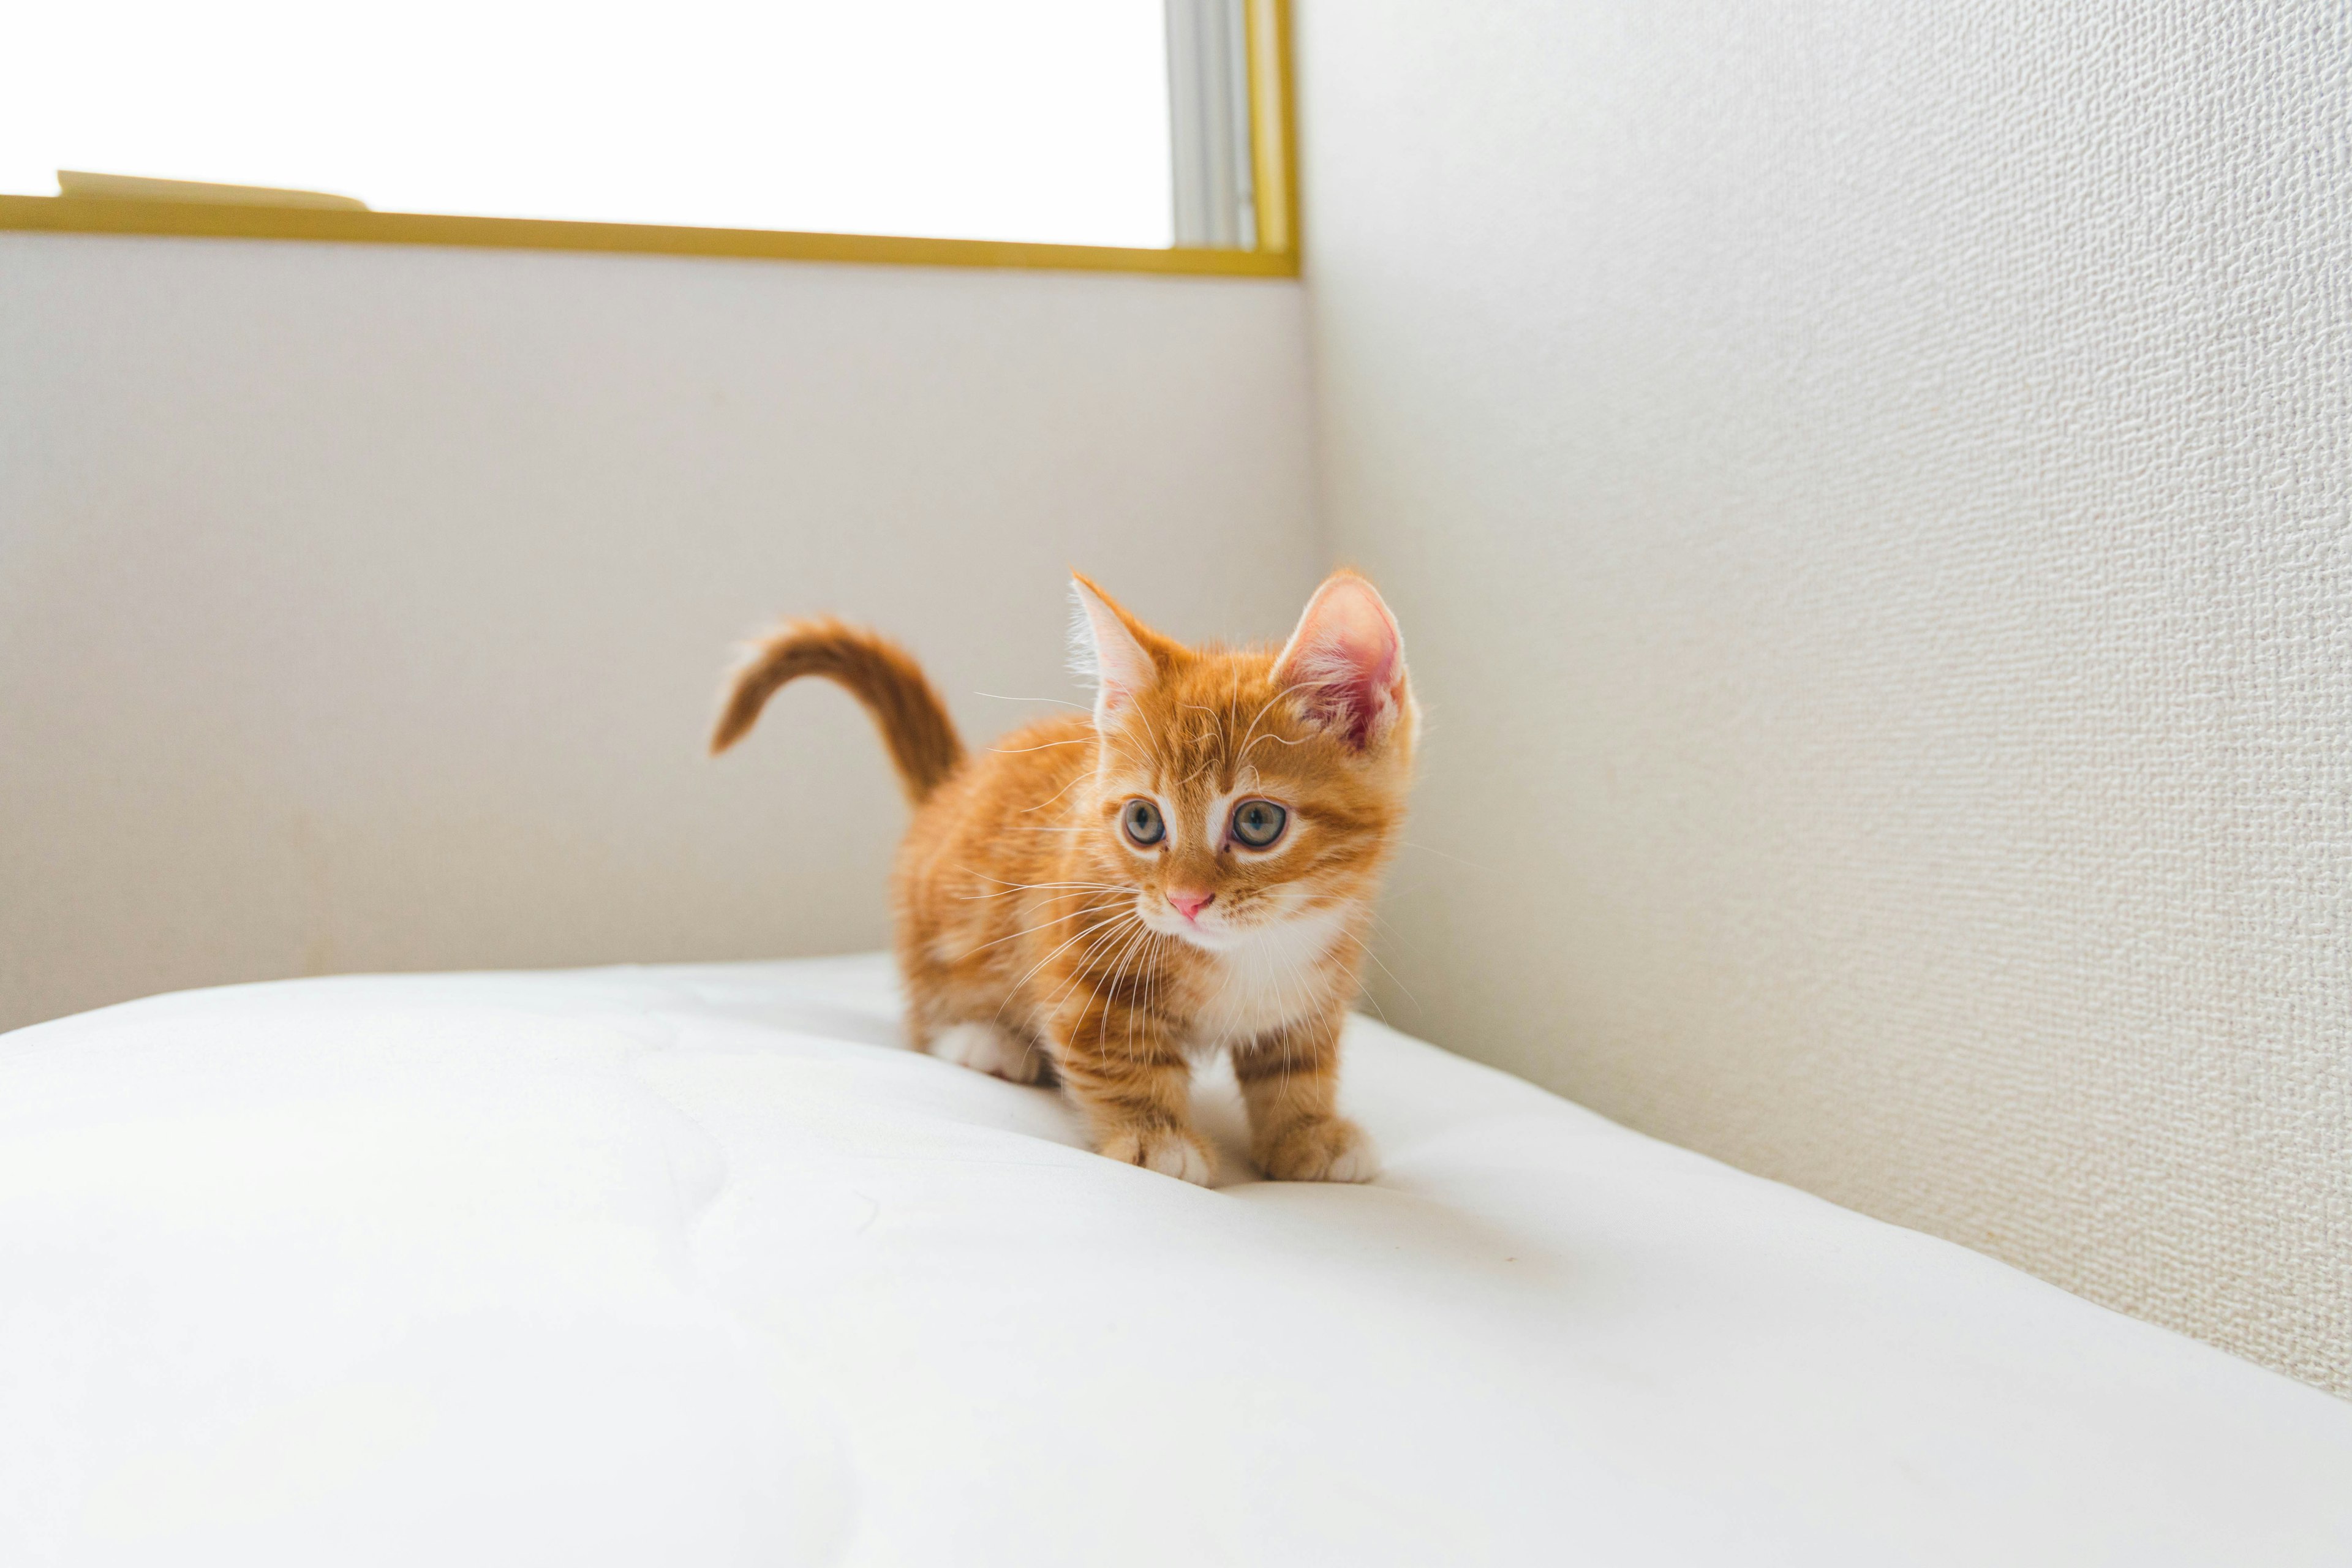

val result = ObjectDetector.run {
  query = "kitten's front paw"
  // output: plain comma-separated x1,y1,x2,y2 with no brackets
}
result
1258,1116,1379,1183
1098,1126,1215,1186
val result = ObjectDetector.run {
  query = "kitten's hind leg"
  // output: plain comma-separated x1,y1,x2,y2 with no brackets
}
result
928,1022,1051,1085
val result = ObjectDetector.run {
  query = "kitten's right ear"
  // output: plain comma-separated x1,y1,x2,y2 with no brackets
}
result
1069,575,1161,728
1273,569,1411,751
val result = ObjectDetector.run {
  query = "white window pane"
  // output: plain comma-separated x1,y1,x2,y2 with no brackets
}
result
0,0,1174,248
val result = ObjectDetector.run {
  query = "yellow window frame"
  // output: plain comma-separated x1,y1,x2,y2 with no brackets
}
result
0,0,1298,278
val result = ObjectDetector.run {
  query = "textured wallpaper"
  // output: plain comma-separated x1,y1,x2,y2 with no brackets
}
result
1299,1,2349,1392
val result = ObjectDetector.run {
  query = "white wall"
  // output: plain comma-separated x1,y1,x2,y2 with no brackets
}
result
0,235,1319,1033
1298,1,2350,1393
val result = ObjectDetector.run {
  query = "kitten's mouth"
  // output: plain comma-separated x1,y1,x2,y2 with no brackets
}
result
1140,900,1242,951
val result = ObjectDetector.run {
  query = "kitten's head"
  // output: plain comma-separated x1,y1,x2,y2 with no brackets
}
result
1069,570,1417,954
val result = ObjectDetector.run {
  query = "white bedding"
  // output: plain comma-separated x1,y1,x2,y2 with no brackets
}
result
2,955,2346,1566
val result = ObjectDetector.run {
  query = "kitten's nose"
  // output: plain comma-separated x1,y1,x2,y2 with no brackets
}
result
1166,889,1215,922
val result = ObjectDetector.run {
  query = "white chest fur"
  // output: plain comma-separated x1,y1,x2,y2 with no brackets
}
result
1187,905,1352,1052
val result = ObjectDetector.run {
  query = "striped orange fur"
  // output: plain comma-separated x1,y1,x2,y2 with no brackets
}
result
711,570,1417,1185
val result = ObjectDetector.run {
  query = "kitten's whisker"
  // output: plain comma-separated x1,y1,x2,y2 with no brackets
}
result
995,911,1137,1019
1238,730,1307,761
953,865,1126,891
1125,929,1166,1065
1011,919,1131,1000
1399,840,1493,873
1106,922,1152,1067
1021,939,1131,1049
1052,913,1145,1001
1347,939,1396,1026
1095,739,1150,775
1273,954,1311,1076
974,691,1090,712
954,877,1128,900
991,737,1094,755
1017,769,1090,814
958,867,1123,886
1237,678,1321,765
968,900,1126,954
1366,911,1431,971
1140,933,1168,1071
1066,918,1148,1060
1357,937,1422,1014
1041,908,1153,1012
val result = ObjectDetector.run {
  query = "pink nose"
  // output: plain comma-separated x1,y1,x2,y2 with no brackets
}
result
1167,890,1215,922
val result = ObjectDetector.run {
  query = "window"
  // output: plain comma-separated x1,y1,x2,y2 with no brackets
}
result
0,0,1295,274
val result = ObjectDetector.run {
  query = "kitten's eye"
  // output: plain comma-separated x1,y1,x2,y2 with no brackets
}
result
1121,799,1166,848
1230,799,1287,849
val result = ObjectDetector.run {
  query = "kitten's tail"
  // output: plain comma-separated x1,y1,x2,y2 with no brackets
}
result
709,617,965,804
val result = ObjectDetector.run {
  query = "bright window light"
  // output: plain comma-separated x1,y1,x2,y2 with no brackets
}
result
0,0,1175,248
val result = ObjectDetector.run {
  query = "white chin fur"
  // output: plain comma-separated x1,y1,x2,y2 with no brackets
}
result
1183,902,1358,1045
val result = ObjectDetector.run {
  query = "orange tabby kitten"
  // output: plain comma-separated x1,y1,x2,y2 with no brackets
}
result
710,571,1415,1185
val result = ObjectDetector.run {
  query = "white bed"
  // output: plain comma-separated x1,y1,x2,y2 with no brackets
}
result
3,955,2346,1566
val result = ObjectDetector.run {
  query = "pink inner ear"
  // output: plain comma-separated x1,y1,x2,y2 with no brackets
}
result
1277,578,1404,747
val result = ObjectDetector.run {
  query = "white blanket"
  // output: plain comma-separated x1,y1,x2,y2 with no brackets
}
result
3,956,2346,1566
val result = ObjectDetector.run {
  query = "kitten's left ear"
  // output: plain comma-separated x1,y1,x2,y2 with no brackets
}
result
1069,574,1169,728
1273,570,1411,751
